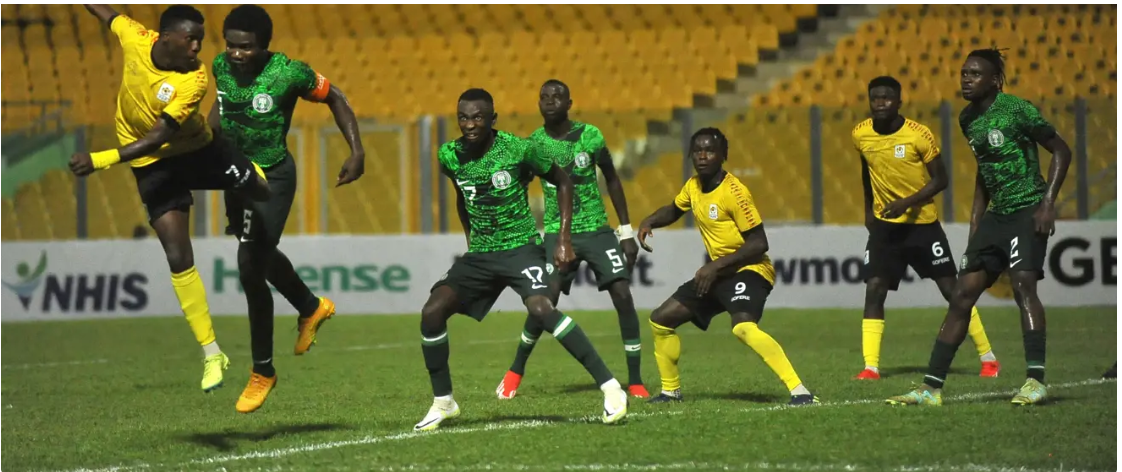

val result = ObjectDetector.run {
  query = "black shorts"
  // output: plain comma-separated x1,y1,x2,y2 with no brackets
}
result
432,243,553,321
863,219,957,290
960,204,1048,287
544,227,630,295
225,154,297,247
131,135,258,223
671,270,773,331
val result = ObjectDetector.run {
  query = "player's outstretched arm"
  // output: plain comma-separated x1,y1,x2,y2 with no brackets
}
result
83,5,118,26
68,116,178,176
596,150,639,265
969,169,990,238
637,204,686,252
324,85,366,187
541,165,576,267
882,155,949,219
1034,133,1072,235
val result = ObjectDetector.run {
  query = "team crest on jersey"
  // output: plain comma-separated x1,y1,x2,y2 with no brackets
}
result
894,144,906,158
491,170,512,190
708,203,719,220
156,83,175,103
546,263,555,274
252,93,275,113
574,152,592,168
987,129,1005,147
960,255,969,270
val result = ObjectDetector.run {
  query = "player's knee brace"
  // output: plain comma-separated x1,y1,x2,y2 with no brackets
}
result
731,321,760,344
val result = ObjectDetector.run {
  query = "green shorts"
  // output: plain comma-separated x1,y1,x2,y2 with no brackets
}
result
224,153,297,247
544,227,630,295
959,203,1048,287
431,243,552,320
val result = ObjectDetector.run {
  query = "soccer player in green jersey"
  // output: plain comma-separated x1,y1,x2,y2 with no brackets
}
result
208,5,366,414
888,49,1072,407
497,80,648,400
415,88,628,431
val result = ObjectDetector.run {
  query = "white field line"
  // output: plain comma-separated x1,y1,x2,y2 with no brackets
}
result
53,379,1114,472
2,358,109,370
211,462,1112,472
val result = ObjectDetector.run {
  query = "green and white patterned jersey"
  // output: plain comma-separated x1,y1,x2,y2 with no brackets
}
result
213,52,328,168
439,131,553,253
959,93,1055,214
529,122,610,234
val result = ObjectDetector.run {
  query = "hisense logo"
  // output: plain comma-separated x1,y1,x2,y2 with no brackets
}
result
2,251,48,309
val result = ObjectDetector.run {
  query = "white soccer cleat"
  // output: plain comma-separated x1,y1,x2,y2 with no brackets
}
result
601,380,628,425
413,397,461,432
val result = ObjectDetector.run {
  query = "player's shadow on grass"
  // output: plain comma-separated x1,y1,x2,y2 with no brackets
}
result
182,423,348,452
692,391,786,403
878,366,973,377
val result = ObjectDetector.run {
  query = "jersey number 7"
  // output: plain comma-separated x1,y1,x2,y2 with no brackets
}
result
457,180,477,202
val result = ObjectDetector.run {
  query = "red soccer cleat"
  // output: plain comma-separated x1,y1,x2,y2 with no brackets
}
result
980,360,1001,378
496,370,522,399
628,384,650,398
854,368,881,380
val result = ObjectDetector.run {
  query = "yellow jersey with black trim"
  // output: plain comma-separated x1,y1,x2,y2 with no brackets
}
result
674,172,775,284
852,118,941,224
111,15,212,168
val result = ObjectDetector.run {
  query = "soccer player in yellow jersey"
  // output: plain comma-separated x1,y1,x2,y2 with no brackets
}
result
852,76,1000,380
637,128,817,406
70,5,270,393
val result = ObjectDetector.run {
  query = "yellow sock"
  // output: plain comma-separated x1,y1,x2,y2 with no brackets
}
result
170,267,216,346
862,319,885,370
968,306,994,358
733,322,803,392
649,320,681,392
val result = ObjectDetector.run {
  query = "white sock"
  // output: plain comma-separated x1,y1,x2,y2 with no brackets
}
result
662,389,682,398
980,351,997,362
791,384,811,396
600,378,622,392
434,394,453,405
865,366,879,373
202,342,222,357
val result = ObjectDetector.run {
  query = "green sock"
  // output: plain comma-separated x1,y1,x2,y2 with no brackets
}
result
615,304,643,386
510,315,544,375
1024,330,1046,382
546,311,614,385
924,339,961,389
421,329,452,396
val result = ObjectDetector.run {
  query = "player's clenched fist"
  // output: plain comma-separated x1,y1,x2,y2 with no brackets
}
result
554,238,576,269
69,153,95,176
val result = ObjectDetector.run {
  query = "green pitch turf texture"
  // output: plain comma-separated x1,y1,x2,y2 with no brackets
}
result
2,306,1116,472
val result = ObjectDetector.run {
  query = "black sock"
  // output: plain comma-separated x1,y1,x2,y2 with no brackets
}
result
510,315,544,375
1023,330,1046,382
241,246,275,377
924,339,961,389
542,310,614,385
267,249,320,318
421,325,452,396
616,307,642,386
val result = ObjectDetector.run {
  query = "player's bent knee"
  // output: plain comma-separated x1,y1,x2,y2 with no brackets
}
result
607,281,633,305
523,295,554,319
1008,272,1039,297
163,246,194,274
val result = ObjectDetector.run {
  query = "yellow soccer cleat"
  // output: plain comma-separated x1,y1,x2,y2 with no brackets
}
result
1011,378,1047,406
886,384,942,406
201,352,229,393
295,297,336,355
236,372,277,413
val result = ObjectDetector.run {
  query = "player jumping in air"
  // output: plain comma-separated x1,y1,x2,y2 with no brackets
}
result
497,80,648,400
638,128,817,406
414,88,628,431
853,76,1000,380
210,5,366,413
71,4,270,393
888,49,1071,406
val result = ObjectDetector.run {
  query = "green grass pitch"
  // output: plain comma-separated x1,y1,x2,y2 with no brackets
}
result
1,306,1116,471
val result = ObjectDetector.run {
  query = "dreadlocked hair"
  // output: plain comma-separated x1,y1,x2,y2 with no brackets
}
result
967,48,1007,91
691,127,728,157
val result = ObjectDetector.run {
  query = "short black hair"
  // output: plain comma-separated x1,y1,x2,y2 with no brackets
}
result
691,127,728,157
159,5,204,33
541,79,570,95
867,76,902,97
967,48,1007,90
458,88,494,106
224,5,273,49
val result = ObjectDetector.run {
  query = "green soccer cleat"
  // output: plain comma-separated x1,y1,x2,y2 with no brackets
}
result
1011,378,1047,406
886,384,942,406
201,352,229,393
